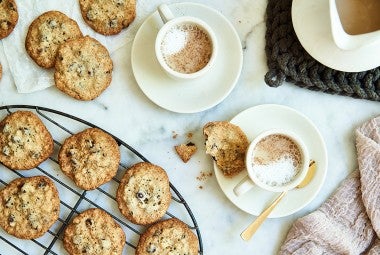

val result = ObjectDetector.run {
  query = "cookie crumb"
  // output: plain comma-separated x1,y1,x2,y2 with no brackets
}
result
187,132,193,139
198,185,203,189
172,131,178,139
196,171,213,181
175,142,197,163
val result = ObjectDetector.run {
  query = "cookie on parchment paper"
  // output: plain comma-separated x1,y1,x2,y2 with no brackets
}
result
63,208,126,255
0,111,54,170
0,176,60,239
0,0,18,40
54,35,113,101
25,11,83,68
136,218,199,255
79,0,136,35
58,128,120,190
203,121,249,177
116,162,171,225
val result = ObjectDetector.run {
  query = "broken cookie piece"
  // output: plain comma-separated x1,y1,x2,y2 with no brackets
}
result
175,142,197,163
203,121,249,177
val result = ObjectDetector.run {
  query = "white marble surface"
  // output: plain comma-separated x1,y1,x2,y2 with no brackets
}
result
0,0,379,254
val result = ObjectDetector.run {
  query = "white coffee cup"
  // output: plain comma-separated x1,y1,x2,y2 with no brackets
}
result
329,0,380,50
233,129,310,196
155,4,218,80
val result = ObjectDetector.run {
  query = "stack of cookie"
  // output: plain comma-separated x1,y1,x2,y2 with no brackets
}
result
0,110,199,255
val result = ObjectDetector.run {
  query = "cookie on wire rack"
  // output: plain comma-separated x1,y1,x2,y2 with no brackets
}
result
58,128,120,190
0,111,54,170
116,162,171,225
79,0,136,35
0,176,60,239
25,11,83,68
136,218,199,255
0,0,18,40
54,35,113,101
63,208,126,255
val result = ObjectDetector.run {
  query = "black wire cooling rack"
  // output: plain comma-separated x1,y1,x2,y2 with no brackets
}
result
0,105,203,255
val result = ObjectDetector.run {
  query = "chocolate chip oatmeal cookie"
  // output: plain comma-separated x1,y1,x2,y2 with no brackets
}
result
25,11,83,68
203,121,249,177
0,111,54,170
136,218,198,255
58,128,120,190
116,162,171,225
79,0,136,35
63,208,126,255
0,0,18,40
54,36,113,101
0,176,60,239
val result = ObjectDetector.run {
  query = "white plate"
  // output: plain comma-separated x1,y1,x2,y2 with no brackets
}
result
292,0,380,72
214,104,328,218
131,3,243,113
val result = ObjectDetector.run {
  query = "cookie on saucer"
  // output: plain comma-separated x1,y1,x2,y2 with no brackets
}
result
203,121,249,177
79,0,136,35
54,36,113,101
0,0,18,40
136,218,199,255
63,208,126,255
0,176,60,239
0,111,54,170
25,11,83,68
116,162,171,225
58,128,120,190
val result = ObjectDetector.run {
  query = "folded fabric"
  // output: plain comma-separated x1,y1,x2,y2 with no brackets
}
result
279,116,380,255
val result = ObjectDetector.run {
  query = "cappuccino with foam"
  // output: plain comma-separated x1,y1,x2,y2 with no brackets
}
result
251,134,302,187
160,24,212,74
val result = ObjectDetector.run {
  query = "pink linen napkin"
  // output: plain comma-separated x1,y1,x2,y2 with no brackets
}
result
279,116,380,255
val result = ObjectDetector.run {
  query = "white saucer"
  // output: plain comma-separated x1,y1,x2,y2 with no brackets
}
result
292,0,380,72
131,3,243,113
214,104,328,218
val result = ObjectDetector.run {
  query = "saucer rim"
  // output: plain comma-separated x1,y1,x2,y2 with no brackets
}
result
131,2,243,113
213,104,328,218
292,0,380,72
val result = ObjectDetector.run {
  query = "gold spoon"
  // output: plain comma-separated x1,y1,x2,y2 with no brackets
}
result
240,160,316,241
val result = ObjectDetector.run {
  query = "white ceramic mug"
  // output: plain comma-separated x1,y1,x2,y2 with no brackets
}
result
233,129,310,196
155,4,218,80
329,0,380,50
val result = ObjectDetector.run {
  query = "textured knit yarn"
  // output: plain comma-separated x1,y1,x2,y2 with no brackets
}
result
265,0,380,102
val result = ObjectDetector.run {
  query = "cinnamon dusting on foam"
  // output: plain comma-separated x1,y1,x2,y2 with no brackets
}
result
252,134,302,186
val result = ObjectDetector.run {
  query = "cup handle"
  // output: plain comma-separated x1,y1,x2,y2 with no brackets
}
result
233,175,255,196
158,4,175,23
